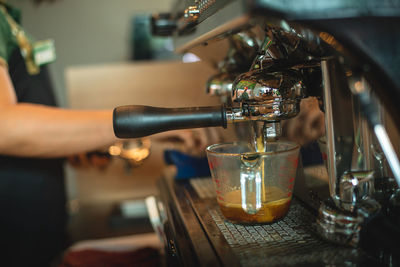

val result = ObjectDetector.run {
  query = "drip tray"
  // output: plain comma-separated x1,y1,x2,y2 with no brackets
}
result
208,201,363,266
188,177,375,266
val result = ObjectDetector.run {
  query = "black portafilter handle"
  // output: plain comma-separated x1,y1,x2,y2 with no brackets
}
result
113,105,227,138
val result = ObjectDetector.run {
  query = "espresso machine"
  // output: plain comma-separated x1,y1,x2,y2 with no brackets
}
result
113,0,400,265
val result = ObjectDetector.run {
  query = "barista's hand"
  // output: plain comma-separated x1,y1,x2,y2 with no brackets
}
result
152,127,221,154
282,97,325,146
68,151,111,170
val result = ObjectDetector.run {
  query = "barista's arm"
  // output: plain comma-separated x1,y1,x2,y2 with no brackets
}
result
0,65,118,158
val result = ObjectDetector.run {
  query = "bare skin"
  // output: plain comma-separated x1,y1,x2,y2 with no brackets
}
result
0,65,118,158
0,63,218,159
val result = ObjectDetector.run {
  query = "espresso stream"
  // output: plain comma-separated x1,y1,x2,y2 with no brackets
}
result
218,186,292,224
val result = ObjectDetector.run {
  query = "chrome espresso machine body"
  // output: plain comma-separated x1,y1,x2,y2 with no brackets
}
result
113,0,400,266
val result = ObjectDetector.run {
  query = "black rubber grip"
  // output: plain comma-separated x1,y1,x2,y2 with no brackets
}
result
113,105,227,138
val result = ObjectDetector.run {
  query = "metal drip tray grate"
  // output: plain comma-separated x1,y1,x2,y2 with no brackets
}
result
189,177,369,266
209,200,364,266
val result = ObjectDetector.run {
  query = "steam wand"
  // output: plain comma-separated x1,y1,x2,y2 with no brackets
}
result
348,75,400,188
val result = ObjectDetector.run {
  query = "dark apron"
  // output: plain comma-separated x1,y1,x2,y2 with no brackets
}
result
0,48,67,267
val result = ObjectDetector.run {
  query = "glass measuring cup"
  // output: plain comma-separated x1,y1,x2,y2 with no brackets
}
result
206,141,300,224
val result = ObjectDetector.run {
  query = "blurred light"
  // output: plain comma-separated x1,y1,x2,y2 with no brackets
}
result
122,148,150,162
182,53,201,63
108,139,151,166
109,145,122,156
354,81,364,93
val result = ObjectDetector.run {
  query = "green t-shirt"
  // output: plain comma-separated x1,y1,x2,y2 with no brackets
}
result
0,3,21,66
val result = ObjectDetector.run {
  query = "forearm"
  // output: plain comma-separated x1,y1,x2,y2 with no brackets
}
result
0,103,117,158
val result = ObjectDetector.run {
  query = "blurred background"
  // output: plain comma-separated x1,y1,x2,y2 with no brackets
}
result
10,0,178,106
8,0,219,244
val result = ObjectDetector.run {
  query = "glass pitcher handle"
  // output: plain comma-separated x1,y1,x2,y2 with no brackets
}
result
240,155,262,214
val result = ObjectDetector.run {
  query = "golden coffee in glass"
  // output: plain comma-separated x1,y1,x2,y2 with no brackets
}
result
217,186,292,224
206,141,300,225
